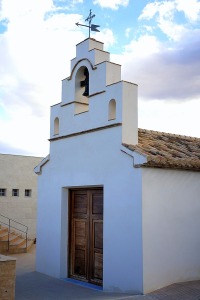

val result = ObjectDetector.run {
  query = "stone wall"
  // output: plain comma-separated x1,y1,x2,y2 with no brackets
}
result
0,255,16,300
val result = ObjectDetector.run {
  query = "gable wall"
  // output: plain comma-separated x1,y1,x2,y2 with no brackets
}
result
142,167,200,293
36,127,143,293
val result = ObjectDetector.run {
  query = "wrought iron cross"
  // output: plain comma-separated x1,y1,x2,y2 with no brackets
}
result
75,9,100,38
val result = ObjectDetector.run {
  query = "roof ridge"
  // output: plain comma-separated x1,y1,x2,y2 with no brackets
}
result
138,128,200,141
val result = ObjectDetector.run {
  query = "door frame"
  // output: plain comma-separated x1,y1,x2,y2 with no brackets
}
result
68,187,103,286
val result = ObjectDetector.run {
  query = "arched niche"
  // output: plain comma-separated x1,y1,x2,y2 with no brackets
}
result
108,99,116,120
54,117,59,135
74,66,89,114
75,66,89,103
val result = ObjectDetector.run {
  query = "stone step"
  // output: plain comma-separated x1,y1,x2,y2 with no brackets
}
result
8,239,34,254
0,232,21,242
0,226,8,234
9,236,25,247
0,231,8,240
0,225,34,254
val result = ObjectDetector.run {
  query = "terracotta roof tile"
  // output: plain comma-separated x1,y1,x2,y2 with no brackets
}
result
124,129,200,171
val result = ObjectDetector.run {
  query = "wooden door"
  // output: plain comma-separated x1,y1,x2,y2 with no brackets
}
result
69,189,103,286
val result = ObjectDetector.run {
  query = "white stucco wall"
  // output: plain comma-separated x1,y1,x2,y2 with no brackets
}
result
0,154,43,239
142,168,200,293
36,37,142,293
36,127,143,293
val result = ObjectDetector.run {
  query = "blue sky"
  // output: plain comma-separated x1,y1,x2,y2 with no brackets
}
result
0,0,200,156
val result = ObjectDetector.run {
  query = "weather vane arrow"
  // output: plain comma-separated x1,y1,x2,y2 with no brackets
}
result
75,9,100,38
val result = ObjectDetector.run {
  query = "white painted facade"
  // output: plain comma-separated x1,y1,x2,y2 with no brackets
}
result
35,38,200,294
0,154,43,239
142,168,200,293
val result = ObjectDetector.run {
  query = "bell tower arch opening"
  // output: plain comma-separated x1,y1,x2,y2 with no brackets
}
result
75,66,89,102
74,66,90,114
80,67,89,97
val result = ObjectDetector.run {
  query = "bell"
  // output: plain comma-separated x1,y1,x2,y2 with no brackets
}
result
80,68,89,97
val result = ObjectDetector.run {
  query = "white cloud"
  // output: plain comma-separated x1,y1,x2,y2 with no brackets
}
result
112,29,200,102
138,2,160,20
175,0,200,22
0,0,54,21
123,34,162,57
0,107,50,156
93,0,129,10
142,25,154,34
158,18,187,41
139,0,200,23
125,27,132,38
156,0,188,40
0,0,117,155
139,98,200,138
72,0,83,4
95,28,116,48
0,0,85,155
138,0,200,41
156,1,175,20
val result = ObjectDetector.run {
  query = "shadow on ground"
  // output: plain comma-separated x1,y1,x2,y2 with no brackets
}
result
10,245,200,300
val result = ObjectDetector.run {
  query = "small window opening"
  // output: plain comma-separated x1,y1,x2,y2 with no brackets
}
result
25,189,32,197
12,189,19,197
0,188,6,196
54,117,59,135
108,99,116,120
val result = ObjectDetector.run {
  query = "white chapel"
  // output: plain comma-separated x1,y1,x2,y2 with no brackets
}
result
35,37,200,294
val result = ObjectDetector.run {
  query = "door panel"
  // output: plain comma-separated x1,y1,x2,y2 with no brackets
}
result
91,220,103,283
73,219,87,278
69,189,103,286
70,191,88,281
94,221,103,249
94,252,103,280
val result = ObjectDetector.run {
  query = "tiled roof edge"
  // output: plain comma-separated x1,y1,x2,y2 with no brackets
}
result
124,128,200,171
138,128,200,141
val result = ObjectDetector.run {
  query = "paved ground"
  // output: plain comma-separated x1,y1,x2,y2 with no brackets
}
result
9,245,200,300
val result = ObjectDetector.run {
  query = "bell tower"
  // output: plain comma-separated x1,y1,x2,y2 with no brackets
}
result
49,37,138,146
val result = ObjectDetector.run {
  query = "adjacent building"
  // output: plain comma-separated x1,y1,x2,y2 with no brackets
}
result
0,154,43,239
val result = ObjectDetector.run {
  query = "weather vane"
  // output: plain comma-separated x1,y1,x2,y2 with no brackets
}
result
75,9,100,38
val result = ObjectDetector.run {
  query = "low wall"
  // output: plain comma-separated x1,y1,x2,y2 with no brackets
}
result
0,255,16,300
